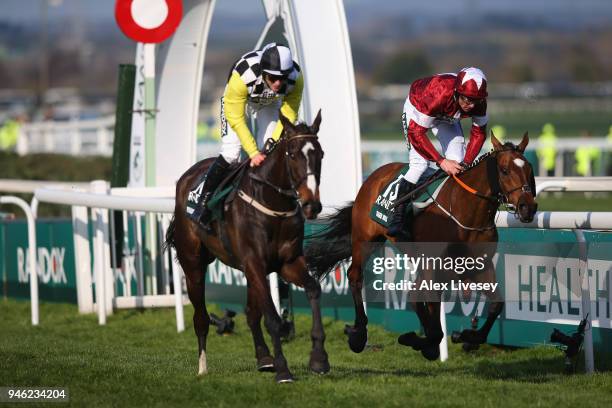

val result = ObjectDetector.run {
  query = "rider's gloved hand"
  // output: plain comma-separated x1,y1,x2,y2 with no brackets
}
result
250,152,266,167
439,158,463,176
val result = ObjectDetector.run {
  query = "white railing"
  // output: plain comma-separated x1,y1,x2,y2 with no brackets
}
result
0,196,38,325
33,181,186,332
16,116,115,156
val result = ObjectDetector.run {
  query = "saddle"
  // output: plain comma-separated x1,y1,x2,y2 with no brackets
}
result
206,161,249,223
369,165,448,228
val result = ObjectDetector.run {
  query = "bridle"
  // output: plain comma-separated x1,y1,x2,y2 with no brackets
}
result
453,148,534,206
241,133,321,217
430,147,534,230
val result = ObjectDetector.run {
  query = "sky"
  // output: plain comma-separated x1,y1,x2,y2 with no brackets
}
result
0,0,611,27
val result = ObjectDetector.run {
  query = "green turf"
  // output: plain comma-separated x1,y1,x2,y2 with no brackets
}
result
362,108,612,140
1,299,611,407
535,192,612,211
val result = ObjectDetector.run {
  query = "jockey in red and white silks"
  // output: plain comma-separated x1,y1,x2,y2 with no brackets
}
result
401,67,488,184
388,66,489,239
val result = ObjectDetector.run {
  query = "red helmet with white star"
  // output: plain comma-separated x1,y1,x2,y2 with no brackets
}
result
455,67,488,99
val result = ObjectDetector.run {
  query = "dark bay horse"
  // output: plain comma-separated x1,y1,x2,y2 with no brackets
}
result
305,133,537,359
165,111,328,383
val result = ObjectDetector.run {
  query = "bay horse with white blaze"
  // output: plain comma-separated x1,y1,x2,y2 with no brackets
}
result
305,133,537,359
165,111,327,383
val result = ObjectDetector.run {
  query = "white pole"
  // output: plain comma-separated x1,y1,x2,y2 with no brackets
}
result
91,181,108,325
574,229,595,373
439,299,448,362
170,246,185,333
72,204,93,313
0,196,38,325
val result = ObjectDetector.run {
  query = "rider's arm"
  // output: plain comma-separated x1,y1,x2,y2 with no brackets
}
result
407,120,444,164
271,74,304,141
464,110,488,164
224,71,260,158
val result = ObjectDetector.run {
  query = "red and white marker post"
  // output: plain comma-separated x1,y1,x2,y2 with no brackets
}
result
115,1,183,298
115,0,183,187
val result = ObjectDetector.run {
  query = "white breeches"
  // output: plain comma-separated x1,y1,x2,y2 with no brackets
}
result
402,98,466,184
219,98,282,163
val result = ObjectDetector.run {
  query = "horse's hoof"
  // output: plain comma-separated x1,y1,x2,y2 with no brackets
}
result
462,342,480,352
455,329,484,345
451,330,463,344
397,332,423,350
310,360,330,374
275,372,295,383
421,345,440,361
345,325,367,353
309,349,330,374
257,356,275,372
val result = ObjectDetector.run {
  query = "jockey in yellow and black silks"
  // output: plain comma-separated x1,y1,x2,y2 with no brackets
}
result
186,43,304,227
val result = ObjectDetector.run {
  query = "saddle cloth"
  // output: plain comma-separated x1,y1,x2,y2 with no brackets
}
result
369,165,448,228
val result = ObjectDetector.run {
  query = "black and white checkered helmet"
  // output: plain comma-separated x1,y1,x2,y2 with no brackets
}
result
260,43,294,76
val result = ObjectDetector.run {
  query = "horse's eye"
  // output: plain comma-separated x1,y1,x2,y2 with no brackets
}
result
500,167,509,175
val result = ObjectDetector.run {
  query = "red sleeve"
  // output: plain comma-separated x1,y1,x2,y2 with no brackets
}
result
464,124,486,164
408,119,443,164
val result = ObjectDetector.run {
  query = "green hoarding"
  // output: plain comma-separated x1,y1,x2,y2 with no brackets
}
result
1,218,77,303
1,218,610,353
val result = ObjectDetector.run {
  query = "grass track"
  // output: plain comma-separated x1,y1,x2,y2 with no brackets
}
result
1,299,611,407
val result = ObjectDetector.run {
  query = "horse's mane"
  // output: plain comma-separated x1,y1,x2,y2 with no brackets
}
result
291,122,312,135
462,142,520,173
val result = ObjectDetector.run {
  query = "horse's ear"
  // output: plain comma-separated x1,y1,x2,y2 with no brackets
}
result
491,130,502,151
517,132,529,153
279,112,294,137
310,109,322,135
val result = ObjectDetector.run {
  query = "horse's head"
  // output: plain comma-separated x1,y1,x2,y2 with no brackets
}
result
278,110,324,219
491,131,538,223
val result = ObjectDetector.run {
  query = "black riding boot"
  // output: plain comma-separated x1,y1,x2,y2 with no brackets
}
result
186,155,230,227
387,179,416,238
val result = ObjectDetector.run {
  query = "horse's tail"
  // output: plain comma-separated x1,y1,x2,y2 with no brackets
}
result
162,215,176,253
305,203,354,281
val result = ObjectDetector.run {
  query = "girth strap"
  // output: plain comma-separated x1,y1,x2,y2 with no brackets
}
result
237,190,299,218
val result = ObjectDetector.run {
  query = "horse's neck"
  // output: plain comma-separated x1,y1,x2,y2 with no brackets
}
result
246,142,294,206
258,143,291,187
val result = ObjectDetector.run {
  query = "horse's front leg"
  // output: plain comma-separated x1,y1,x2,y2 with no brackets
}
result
280,255,329,374
399,293,444,361
452,260,503,345
245,259,293,383
245,286,274,372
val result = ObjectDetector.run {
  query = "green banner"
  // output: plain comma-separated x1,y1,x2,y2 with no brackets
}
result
1,219,77,303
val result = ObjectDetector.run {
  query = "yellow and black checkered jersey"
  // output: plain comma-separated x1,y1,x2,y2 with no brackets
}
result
223,59,304,158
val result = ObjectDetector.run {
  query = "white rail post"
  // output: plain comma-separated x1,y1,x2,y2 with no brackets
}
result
91,181,109,324
439,298,449,362
0,196,38,325
72,204,93,313
574,229,595,374
170,246,185,333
